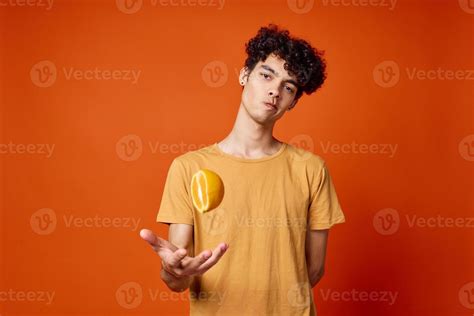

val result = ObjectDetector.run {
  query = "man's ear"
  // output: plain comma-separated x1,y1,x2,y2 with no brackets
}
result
239,67,250,84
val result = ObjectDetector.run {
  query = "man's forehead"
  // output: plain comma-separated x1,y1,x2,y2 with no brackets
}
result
255,62,297,85
257,55,297,81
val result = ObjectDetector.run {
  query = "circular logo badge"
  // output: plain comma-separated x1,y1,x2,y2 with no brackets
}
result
459,281,474,309
458,134,474,162
287,281,311,308
373,60,400,88
116,134,143,161
287,0,314,14
116,0,143,14
202,207,228,236
30,60,57,88
373,208,400,235
458,0,474,14
289,134,315,162
201,60,228,88
30,208,57,235
115,281,143,309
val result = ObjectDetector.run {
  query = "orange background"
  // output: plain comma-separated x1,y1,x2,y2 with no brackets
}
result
1,0,473,315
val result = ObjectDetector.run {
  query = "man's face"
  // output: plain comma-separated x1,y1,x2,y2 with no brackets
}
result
239,54,299,125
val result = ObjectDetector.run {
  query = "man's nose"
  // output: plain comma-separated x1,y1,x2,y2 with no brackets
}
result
268,88,280,99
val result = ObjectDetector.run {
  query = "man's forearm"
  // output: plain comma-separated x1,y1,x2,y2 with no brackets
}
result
309,269,324,288
160,268,193,292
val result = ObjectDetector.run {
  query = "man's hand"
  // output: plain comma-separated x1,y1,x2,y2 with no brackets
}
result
140,228,229,279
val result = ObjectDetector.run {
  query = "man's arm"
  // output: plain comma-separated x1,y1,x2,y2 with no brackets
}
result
305,228,329,288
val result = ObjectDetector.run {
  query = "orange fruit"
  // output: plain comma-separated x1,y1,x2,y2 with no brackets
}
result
191,169,224,213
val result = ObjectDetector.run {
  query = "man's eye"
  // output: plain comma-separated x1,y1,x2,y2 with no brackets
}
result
260,73,271,79
286,86,294,93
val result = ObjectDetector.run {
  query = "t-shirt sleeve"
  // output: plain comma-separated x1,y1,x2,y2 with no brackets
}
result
156,158,195,225
308,161,346,230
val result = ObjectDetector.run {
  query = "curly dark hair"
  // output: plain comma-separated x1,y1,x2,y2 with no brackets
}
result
243,24,327,103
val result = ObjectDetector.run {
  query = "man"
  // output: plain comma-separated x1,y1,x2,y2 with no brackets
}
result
140,24,345,315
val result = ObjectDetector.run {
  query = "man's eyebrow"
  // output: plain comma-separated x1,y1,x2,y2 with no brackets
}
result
260,64,298,86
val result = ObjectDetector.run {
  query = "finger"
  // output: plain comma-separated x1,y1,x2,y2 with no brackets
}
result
140,229,180,262
140,228,159,247
182,249,212,270
157,236,179,252
140,229,178,252
166,248,188,268
197,243,228,273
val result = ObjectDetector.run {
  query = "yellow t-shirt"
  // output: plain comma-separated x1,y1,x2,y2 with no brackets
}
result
156,142,345,315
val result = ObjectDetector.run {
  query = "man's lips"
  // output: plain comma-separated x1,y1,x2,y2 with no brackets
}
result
264,102,277,110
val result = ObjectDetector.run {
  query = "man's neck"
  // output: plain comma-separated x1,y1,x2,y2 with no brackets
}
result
217,104,283,159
